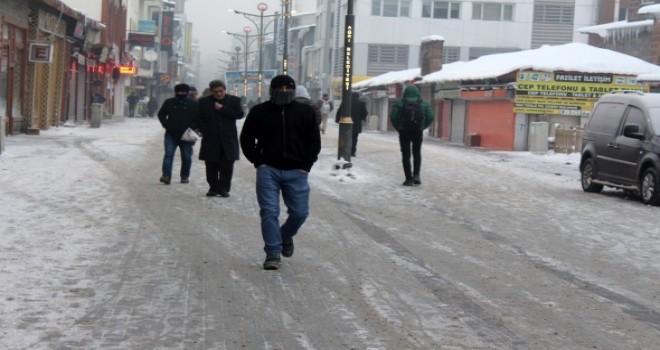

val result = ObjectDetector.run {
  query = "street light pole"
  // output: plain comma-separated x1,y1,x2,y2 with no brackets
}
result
338,0,355,163
222,27,256,111
257,2,267,102
229,4,279,103
282,0,290,75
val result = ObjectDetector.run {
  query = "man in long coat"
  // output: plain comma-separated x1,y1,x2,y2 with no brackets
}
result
195,80,244,197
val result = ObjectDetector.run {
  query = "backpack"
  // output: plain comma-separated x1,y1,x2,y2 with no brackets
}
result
320,100,331,114
401,99,424,129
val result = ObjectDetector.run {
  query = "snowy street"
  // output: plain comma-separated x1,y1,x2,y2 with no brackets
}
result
1,117,660,349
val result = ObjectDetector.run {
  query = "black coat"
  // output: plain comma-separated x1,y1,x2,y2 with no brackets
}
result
195,94,244,161
157,97,198,138
337,96,368,134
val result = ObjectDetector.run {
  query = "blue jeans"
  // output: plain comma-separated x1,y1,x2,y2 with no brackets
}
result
162,133,194,179
256,165,310,255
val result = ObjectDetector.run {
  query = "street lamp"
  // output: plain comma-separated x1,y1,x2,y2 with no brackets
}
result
229,4,279,103
223,26,256,110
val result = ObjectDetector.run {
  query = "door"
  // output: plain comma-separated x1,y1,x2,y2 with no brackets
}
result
610,106,646,183
450,99,466,143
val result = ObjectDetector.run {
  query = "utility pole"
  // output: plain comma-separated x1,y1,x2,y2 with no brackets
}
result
337,0,354,163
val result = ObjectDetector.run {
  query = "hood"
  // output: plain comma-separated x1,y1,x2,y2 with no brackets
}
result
295,85,310,99
402,85,421,100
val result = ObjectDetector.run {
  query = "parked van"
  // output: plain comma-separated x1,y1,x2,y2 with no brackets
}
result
580,91,660,205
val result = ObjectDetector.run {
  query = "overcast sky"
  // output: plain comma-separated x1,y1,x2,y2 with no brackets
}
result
185,0,288,85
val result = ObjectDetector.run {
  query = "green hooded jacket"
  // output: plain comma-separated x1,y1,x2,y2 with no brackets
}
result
390,85,434,131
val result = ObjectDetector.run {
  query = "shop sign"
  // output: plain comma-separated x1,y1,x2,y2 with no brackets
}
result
29,43,53,63
514,70,646,115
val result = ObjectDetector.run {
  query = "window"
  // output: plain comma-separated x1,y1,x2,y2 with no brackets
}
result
372,0,411,17
534,4,574,24
473,3,514,21
422,1,460,19
468,47,519,60
624,107,647,137
367,44,409,75
618,8,627,21
443,46,460,63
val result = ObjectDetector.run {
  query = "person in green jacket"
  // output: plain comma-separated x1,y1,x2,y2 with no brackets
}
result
390,85,434,186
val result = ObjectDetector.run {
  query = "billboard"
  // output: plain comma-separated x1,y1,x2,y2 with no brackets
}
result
514,70,646,116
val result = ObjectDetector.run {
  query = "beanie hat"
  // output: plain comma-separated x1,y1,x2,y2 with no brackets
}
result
269,75,296,96
188,85,197,92
174,84,190,93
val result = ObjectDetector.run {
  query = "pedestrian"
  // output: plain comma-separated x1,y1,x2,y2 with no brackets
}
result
316,93,333,134
189,85,199,101
294,85,322,126
240,75,321,270
127,91,140,118
195,79,244,197
389,85,434,186
336,91,368,157
146,96,159,118
157,84,199,185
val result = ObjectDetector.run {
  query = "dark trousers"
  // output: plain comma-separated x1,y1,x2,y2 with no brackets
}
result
205,160,235,194
398,130,423,179
351,131,360,156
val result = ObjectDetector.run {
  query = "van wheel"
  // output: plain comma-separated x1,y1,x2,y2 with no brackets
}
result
640,168,660,205
581,158,603,193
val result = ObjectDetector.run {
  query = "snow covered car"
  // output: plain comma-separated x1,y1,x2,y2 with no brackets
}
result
580,91,660,205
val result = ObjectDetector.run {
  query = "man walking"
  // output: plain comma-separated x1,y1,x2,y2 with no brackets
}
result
195,80,244,197
127,92,140,118
240,75,321,270
157,84,198,185
390,85,434,186
316,93,334,134
337,92,368,157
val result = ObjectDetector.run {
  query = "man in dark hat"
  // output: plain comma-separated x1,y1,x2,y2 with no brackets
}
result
240,75,321,270
157,83,198,185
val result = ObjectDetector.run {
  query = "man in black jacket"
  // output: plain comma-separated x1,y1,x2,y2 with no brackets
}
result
240,75,321,270
337,92,368,157
157,84,198,185
195,80,244,197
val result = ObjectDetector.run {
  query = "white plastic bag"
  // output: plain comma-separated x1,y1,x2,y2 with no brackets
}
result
181,128,200,142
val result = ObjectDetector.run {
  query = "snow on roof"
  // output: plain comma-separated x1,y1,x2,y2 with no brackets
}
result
577,20,652,38
421,35,444,43
353,68,421,89
639,4,660,14
420,43,660,84
636,73,660,82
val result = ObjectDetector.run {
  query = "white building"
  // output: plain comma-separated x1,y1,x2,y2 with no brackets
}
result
307,0,599,98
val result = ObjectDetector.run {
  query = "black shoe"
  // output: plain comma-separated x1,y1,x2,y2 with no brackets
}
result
160,176,171,185
281,238,294,258
413,175,421,185
218,191,230,198
402,178,414,186
181,178,189,184
263,255,281,270
206,190,218,197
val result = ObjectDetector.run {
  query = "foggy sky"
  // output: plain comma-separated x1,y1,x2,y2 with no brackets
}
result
185,0,286,86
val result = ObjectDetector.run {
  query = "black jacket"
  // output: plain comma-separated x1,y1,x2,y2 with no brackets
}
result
336,95,368,134
195,94,244,161
157,97,198,138
240,100,321,172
